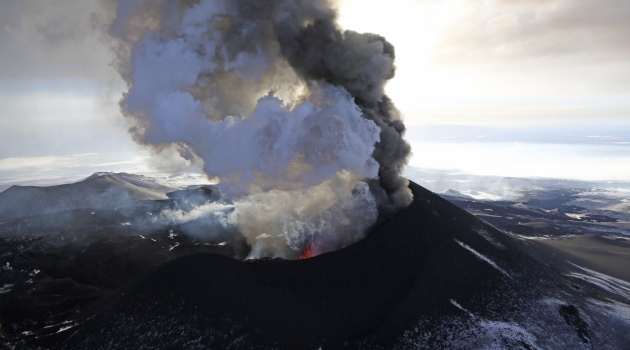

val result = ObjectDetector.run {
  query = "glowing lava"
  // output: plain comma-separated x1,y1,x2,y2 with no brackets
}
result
299,242,322,259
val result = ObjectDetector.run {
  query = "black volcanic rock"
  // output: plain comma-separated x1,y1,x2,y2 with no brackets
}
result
14,182,630,349
0,172,177,220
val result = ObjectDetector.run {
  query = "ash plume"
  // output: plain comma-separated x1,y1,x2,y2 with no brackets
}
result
107,0,412,258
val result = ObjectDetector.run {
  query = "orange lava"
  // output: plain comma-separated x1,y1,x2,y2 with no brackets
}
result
299,242,321,259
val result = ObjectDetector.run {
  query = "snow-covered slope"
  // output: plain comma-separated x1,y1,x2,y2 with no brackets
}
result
0,172,178,220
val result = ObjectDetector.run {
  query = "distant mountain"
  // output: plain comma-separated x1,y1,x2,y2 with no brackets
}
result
22,181,629,349
0,172,178,220
440,189,475,200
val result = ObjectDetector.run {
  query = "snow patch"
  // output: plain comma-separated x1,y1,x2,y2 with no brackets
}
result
449,299,474,318
57,324,76,333
565,213,583,220
463,190,503,201
0,284,14,294
476,319,540,350
400,314,541,350
588,299,630,324
475,227,507,249
454,239,511,278
566,262,630,300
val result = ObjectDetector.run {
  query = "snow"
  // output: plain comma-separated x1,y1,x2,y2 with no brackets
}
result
57,324,76,333
158,172,215,188
565,213,583,220
475,320,541,350
454,239,511,278
0,283,14,294
449,299,465,311
588,299,630,323
566,262,630,300
463,190,503,201
474,227,507,249
449,299,474,318
400,311,541,350
0,172,184,220
402,296,630,349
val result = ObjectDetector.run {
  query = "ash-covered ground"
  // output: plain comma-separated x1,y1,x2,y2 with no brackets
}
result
0,172,629,349
410,169,630,239
0,173,249,341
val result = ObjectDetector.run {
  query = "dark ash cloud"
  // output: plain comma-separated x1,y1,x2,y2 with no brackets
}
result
105,0,413,258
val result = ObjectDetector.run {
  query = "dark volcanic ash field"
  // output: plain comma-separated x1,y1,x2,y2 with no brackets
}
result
0,172,629,349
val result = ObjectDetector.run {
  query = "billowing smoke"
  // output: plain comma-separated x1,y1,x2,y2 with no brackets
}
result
107,0,412,258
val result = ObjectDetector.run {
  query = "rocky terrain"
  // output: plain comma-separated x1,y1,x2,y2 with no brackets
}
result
0,173,628,349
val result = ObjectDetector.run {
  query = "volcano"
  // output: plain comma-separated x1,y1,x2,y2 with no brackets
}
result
0,172,178,220
4,180,627,349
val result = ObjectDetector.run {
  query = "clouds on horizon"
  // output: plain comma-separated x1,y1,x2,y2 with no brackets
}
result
431,0,630,94
437,0,630,60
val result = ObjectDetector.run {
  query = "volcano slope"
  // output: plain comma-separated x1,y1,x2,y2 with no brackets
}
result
0,172,177,220
25,182,630,349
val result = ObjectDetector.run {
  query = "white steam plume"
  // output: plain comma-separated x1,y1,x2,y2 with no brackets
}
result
107,0,412,258
161,174,377,259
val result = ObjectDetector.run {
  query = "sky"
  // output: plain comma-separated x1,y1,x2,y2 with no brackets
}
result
1,0,629,185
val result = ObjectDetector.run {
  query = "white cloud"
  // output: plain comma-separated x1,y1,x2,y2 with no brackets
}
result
338,0,630,124
434,0,630,63
0,156,76,171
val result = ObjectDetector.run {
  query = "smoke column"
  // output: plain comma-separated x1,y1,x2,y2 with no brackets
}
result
107,0,412,258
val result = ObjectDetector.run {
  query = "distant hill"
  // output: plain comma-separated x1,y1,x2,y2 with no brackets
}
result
0,172,178,220
440,189,475,200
